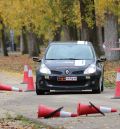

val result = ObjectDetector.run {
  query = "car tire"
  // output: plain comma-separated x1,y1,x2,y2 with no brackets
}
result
36,84,49,95
101,79,104,92
92,88,101,94
92,76,102,94
36,89,45,95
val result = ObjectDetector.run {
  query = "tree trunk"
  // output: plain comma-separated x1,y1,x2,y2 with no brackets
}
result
79,0,90,41
79,0,102,56
77,29,81,40
36,37,40,54
0,20,8,56
20,27,28,54
69,25,78,40
53,27,61,41
97,26,105,55
104,13,119,60
60,25,78,41
60,25,71,41
27,32,39,57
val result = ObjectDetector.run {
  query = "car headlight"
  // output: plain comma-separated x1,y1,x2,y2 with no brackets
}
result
39,63,51,75
84,64,96,74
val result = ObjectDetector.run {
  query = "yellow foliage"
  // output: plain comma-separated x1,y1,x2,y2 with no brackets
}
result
0,24,3,30
0,0,56,40
0,0,119,40
95,0,120,26
73,0,81,28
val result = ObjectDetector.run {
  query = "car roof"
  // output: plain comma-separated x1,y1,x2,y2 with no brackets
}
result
49,41,92,45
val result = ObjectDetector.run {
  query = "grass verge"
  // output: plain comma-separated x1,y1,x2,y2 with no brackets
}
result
0,113,61,129
0,52,119,88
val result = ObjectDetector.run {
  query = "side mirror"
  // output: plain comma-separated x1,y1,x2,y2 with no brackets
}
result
32,57,41,62
100,56,106,62
97,56,106,62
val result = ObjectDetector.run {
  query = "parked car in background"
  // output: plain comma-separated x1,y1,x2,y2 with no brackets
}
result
33,41,106,95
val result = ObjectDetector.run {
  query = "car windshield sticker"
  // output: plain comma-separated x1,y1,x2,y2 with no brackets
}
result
75,60,85,66
77,41,87,44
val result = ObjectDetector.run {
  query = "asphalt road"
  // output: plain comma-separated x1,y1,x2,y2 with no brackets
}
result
0,71,120,129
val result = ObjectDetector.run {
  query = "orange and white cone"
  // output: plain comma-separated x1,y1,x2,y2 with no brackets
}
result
38,104,78,118
77,102,117,116
21,64,28,84
0,83,22,92
25,67,35,91
113,68,120,99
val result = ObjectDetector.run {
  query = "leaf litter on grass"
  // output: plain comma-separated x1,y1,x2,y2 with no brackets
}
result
0,114,56,129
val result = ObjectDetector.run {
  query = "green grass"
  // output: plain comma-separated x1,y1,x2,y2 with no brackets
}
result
14,115,47,129
104,81,115,88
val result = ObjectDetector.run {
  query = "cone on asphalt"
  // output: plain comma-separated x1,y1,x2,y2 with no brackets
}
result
38,104,78,118
112,68,120,99
77,102,117,116
25,67,35,91
0,83,22,92
21,64,28,84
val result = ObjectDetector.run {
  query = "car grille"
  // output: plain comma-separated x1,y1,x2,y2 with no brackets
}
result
51,70,84,75
46,79,87,86
51,70,62,75
72,70,84,74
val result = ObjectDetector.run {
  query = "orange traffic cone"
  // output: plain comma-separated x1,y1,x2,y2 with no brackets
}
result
21,64,28,84
38,104,78,118
77,102,117,116
25,67,35,91
112,68,120,99
0,83,22,92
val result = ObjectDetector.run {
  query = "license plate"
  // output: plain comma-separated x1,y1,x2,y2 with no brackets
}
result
57,77,77,81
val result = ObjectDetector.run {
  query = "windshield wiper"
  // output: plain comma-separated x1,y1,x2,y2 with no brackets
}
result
46,59,66,60
46,59,56,60
46,58,84,60
61,58,82,60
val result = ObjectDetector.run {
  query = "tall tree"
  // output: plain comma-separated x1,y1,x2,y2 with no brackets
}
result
0,0,47,56
95,0,120,60
104,1,119,60
49,0,81,41
20,27,28,54
104,12,119,60
27,32,39,57
0,0,119,59
0,19,8,56
79,0,102,55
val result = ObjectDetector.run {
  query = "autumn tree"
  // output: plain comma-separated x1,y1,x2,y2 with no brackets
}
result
0,1,9,56
47,0,81,41
20,27,28,54
104,0,119,60
95,0,120,60
79,0,104,56
0,0,119,59
0,0,47,56
0,18,8,56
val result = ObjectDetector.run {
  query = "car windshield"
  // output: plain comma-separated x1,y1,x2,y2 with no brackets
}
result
45,44,94,60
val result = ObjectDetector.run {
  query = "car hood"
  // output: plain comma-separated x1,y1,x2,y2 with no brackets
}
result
44,60,95,69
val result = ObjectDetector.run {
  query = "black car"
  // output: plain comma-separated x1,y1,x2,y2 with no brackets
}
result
33,41,106,95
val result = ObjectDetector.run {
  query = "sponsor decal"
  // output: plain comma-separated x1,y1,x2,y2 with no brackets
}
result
75,60,85,66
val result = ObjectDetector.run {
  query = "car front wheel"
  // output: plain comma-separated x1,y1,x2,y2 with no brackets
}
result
101,77,104,92
36,84,49,95
92,76,102,94
36,89,45,95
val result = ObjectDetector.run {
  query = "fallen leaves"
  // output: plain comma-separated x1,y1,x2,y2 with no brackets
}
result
0,53,119,87
0,116,54,129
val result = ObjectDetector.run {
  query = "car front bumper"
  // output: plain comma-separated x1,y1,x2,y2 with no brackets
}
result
36,73,101,91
